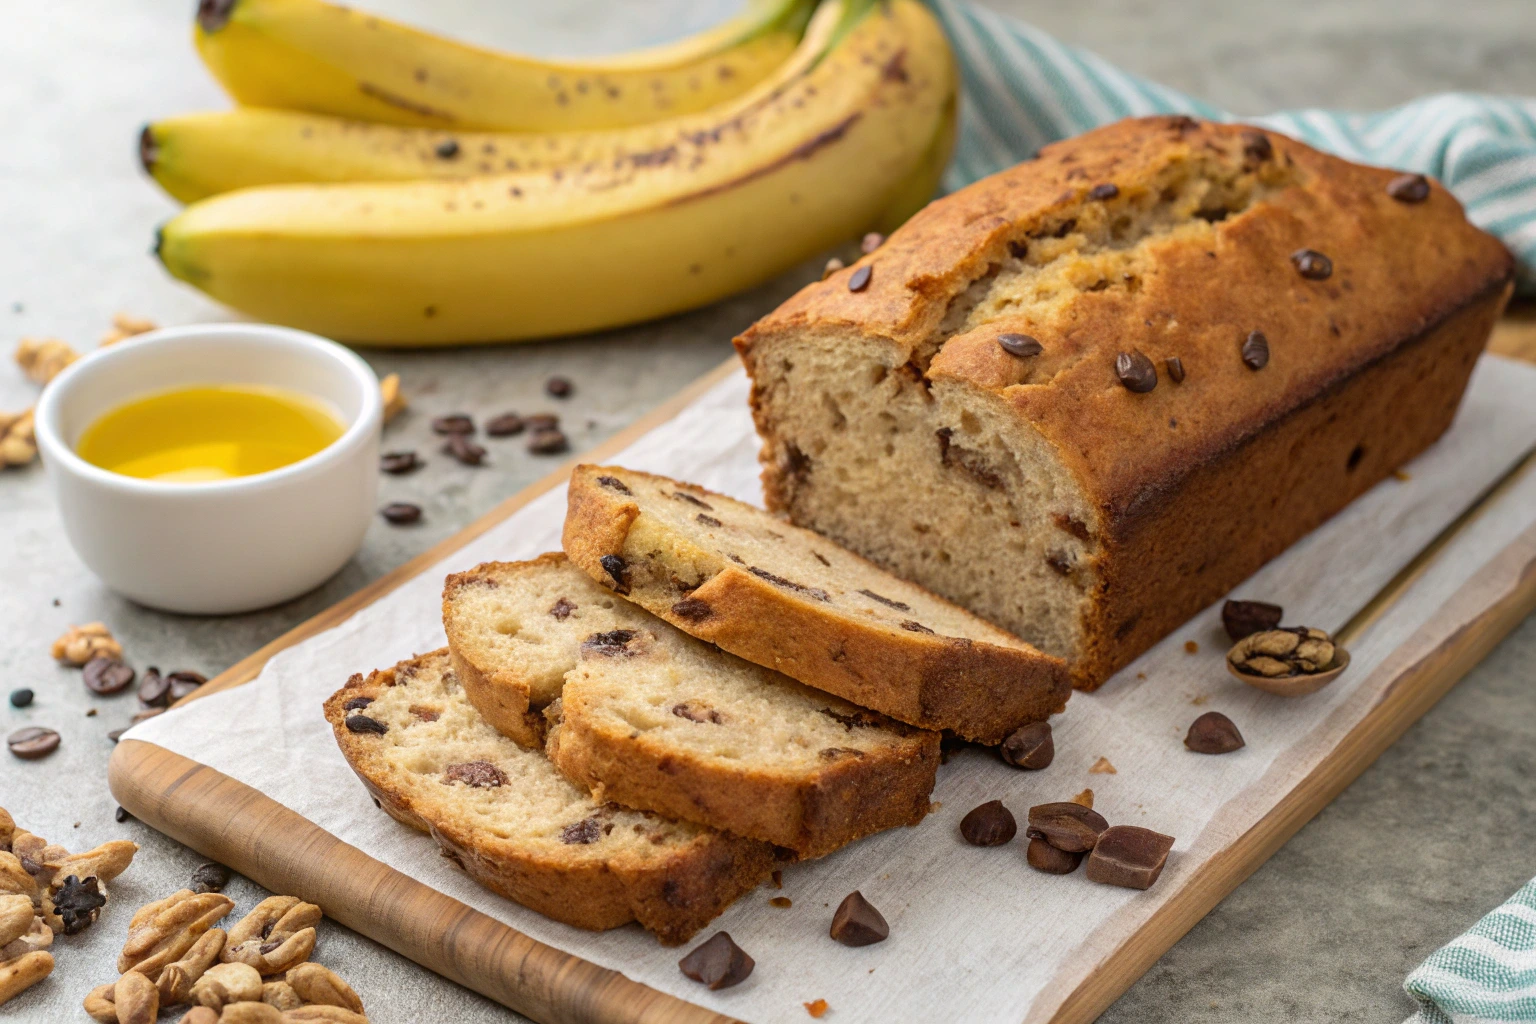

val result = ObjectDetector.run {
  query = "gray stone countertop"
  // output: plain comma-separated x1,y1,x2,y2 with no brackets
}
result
3,1,1533,1021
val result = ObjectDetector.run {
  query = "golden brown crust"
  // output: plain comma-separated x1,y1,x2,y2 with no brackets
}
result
561,464,1069,741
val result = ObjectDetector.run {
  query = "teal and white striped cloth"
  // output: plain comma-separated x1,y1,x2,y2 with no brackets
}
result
1403,878,1536,1024
931,0,1536,293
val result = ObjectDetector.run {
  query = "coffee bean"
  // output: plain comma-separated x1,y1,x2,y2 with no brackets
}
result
83,657,135,695
997,333,1043,358
345,714,388,735
1241,130,1273,162
1114,350,1157,393
137,668,171,708
115,806,131,823
523,412,559,431
1089,182,1119,200
435,139,460,159
1241,330,1270,370
190,862,232,894
380,451,421,474
9,688,33,708
860,232,885,254
1185,711,1245,754
527,428,568,455
678,931,754,990
485,413,525,437
1000,721,1054,770
545,376,573,398
1026,802,1109,853
847,264,872,292
1027,837,1083,874
1387,173,1430,203
959,800,1017,846
8,726,60,760
829,891,889,946
430,413,475,435
1291,248,1333,280
443,434,487,466
1164,356,1185,383
167,671,207,701
1222,599,1282,640
381,502,422,525
1085,825,1175,890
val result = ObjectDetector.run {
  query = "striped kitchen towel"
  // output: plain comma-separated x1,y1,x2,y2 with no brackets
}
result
1402,877,1536,1023
931,0,1536,293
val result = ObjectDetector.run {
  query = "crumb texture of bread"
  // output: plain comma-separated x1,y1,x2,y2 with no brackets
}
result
561,464,1068,741
735,116,1514,689
322,649,774,945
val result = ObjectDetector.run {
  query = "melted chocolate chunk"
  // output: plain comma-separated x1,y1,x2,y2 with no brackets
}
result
581,629,640,657
549,597,576,620
599,554,630,593
857,588,909,611
747,566,829,602
444,761,509,788
560,818,602,845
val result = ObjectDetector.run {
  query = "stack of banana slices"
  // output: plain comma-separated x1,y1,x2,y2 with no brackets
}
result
147,0,958,344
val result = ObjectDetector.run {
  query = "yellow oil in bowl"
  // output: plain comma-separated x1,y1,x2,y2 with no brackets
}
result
75,384,345,482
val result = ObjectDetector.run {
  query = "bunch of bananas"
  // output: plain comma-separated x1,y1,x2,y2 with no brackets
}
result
148,0,958,344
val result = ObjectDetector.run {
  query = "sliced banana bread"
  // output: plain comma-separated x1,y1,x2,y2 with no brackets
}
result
561,464,1069,742
323,648,774,945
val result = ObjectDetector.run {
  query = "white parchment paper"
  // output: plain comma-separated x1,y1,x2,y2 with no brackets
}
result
129,356,1536,1024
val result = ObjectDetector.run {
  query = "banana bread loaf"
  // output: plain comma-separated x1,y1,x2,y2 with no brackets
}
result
736,115,1514,689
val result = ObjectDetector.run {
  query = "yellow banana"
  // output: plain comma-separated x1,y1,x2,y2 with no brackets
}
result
159,0,955,346
193,0,816,132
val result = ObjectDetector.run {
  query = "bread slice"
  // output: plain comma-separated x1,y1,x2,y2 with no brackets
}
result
322,648,774,945
561,464,1069,742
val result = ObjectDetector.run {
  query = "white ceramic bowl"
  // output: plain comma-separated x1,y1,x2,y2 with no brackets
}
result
35,324,382,614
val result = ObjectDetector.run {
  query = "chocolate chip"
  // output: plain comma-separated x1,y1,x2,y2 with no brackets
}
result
1387,173,1430,203
83,657,135,695
860,232,884,254
430,413,474,435
1291,248,1333,280
671,490,712,509
381,502,422,525
527,427,568,455
1046,550,1074,576
52,875,106,934
1026,802,1109,853
959,800,1017,846
9,688,33,708
1114,350,1157,393
545,376,573,398
443,761,508,788
696,513,721,528
1185,712,1245,754
343,696,374,712
857,588,909,612
582,628,639,656
1222,599,1282,640
829,891,889,946
137,668,171,708
596,475,631,494
1027,837,1083,874
747,566,830,601
549,597,576,620
435,139,460,159
190,862,231,894
167,671,207,702
1164,356,1185,383
900,620,934,634
1085,825,1175,890
9,726,59,759
442,434,487,466
599,554,629,592
1241,330,1269,370
380,451,421,474
1000,721,1054,770
997,333,1043,358
485,413,525,437
561,817,602,845
115,806,131,823
671,598,712,622
671,702,724,725
1241,130,1273,162
344,714,387,735
679,932,754,990
847,264,872,292
1089,182,1119,200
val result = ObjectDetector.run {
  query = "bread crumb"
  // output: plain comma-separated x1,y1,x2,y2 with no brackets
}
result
1136,671,1146,680
769,896,792,908
1071,788,1094,808
1392,468,1411,481
1089,757,1117,775
381,373,407,423
804,998,829,1018
1184,640,1199,654
1191,694,1209,706
86,708,97,717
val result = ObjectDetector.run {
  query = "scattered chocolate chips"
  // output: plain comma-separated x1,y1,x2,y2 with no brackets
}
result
190,862,231,894
857,588,909,612
581,629,640,657
8,726,60,759
959,800,1017,847
343,696,374,712
747,566,830,602
899,620,934,634
1222,599,1282,640
1026,802,1109,853
596,475,631,494
561,818,602,845
1291,248,1333,280
344,714,388,735
1000,721,1054,770
443,761,508,788
997,332,1043,358
1088,182,1119,200
52,875,107,934
115,806,131,823
137,668,171,708
1027,837,1083,875
860,232,884,254
679,932,754,990
485,413,525,437
442,433,487,466
847,264,872,292
167,671,206,702
380,451,421,475
83,657,135,695
527,427,568,455
1241,330,1270,370
9,688,33,708
1085,825,1175,890
671,598,713,622
1241,130,1273,162
1114,350,1158,393
599,554,630,592
829,891,889,946
1387,172,1430,203
381,502,422,525
1164,356,1186,383
1228,627,1337,677
545,376,573,398
1185,711,1245,754
430,413,475,435
549,597,576,620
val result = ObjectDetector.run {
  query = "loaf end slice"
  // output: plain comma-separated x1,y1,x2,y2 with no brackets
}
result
561,464,1069,742
323,649,775,945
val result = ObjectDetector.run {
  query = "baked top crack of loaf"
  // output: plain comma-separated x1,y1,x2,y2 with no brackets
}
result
322,648,775,945
734,115,1514,689
561,463,1069,742
442,553,941,856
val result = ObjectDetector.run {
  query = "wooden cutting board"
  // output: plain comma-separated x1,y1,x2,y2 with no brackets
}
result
108,319,1536,1024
